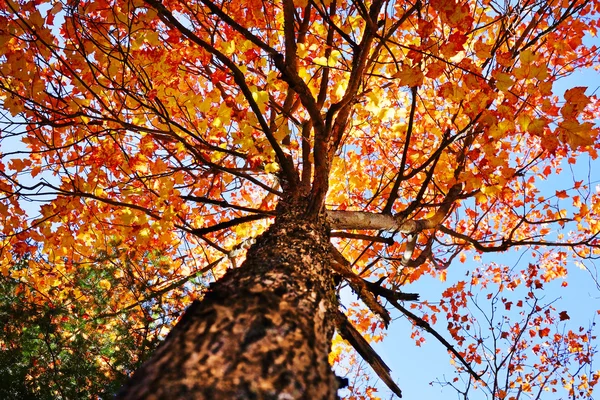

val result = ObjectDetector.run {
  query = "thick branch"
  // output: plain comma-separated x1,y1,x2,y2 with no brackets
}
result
335,311,403,398
282,0,299,72
330,246,391,326
331,231,395,245
311,0,387,213
181,195,277,216
326,210,428,233
363,280,419,302
189,214,270,236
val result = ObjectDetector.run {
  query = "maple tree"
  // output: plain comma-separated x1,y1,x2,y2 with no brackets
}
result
1,0,600,398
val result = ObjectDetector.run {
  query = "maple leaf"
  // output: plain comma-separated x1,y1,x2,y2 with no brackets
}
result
440,32,468,58
561,87,590,119
558,121,597,150
393,64,424,87
493,71,515,93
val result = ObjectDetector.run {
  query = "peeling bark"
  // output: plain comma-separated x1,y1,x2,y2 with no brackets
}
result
326,210,425,232
117,208,339,399
326,209,443,233
326,210,403,231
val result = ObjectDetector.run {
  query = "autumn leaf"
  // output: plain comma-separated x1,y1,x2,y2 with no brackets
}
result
98,279,111,290
561,87,590,119
440,32,467,58
493,71,515,93
393,64,424,87
426,60,447,79
558,121,597,150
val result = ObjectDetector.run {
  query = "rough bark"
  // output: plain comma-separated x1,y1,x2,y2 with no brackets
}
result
117,207,339,399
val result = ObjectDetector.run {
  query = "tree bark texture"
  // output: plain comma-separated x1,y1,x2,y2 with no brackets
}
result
117,209,340,399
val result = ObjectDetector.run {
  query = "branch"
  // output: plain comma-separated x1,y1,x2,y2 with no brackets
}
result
199,0,332,122
363,280,419,302
327,182,462,234
326,210,429,233
189,214,270,236
197,0,279,56
335,311,403,398
282,0,299,72
310,0,358,50
383,85,418,214
438,225,600,252
385,297,483,382
311,0,387,213
330,246,391,327
331,231,395,245
181,195,277,216
401,233,418,265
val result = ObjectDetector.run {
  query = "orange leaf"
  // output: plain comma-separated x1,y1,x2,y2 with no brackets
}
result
393,65,424,87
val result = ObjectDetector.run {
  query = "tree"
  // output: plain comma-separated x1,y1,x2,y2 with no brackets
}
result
0,247,177,399
430,262,600,400
1,0,599,398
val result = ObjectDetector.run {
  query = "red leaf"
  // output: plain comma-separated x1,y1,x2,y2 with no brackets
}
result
555,190,568,199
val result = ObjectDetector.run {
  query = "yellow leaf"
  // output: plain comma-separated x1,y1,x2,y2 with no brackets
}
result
328,50,343,66
99,279,111,290
481,185,501,196
394,65,424,87
222,40,236,56
264,162,279,173
139,228,152,239
475,192,488,204
517,114,531,131
494,72,514,92
530,64,548,80
250,86,269,113
296,43,308,58
519,49,538,64
527,118,546,136
313,56,328,66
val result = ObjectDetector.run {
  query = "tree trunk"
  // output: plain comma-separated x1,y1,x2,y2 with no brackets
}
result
116,208,340,399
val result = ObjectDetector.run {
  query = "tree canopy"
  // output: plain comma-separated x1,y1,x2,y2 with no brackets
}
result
1,0,600,398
